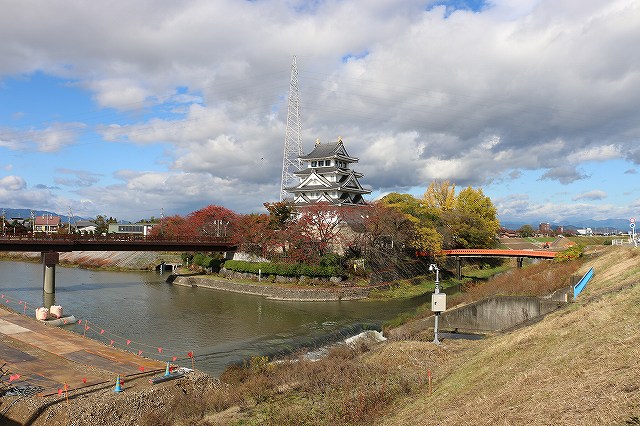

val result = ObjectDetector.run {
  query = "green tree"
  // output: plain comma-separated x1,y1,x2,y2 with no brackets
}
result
448,186,500,248
411,225,443,254
94,215,117,235
518,224,535,237
264,201,296,229
379,193,425,220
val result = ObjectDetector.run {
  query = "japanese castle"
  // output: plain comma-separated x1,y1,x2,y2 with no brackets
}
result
286,138,371,206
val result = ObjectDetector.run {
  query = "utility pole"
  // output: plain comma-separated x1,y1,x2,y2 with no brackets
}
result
279,55,304,201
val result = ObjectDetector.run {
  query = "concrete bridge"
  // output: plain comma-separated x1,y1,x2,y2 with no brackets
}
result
441,249,558,279
0,234,237,295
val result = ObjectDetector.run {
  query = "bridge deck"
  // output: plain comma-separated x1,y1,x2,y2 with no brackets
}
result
0,235,236,252
442,249,557,258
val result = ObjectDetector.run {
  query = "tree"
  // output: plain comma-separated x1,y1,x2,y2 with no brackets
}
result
423,180,456,213
234,213,275,258
446,186,500,248
294,203,346,257
518,224,535,238
411,225,444,254
263,201,295,229
379,193,424,219
94,215,117,235
188,205,238,238
359,201,415,251
150,214,189,238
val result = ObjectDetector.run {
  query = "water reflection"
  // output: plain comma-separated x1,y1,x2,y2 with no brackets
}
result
0,260,427,376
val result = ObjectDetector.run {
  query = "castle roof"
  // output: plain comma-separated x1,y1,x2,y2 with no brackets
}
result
299,140,358,162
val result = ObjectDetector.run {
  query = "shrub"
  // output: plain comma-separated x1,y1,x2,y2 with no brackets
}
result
223,260,344,278
554,245,583,262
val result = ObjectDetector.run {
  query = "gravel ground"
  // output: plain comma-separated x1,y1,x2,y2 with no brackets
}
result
1,370,222,426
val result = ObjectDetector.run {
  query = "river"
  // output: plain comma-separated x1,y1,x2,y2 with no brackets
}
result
0,260,429,377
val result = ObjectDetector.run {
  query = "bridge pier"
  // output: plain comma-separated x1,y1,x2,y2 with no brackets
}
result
42,252,59,295
43,292,56,309
455,256,462,280
516,257,523,268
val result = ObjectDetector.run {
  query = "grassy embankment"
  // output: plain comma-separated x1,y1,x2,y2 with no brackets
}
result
132,245,640,425
382,245,640,425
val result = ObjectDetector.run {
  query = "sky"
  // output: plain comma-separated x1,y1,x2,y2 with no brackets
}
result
1,0,639,225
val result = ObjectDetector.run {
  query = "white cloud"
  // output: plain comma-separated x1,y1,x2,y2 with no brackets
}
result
1,0,640,220
573,190,607,201
0,123,85,152
0,175,26,191
54,169,101,188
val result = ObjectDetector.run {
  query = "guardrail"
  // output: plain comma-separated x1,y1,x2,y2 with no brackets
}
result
573,267,594,299
440,249,558,258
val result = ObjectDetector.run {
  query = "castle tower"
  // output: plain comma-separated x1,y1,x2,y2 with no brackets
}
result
286,138,371,206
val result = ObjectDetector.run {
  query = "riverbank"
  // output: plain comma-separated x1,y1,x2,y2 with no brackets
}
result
4,245,637,424
120,245,639,424
0,251,182,270
170,273,386,301
0,303,220,425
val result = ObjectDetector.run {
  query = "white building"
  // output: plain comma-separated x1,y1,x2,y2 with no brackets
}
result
576,227,593,236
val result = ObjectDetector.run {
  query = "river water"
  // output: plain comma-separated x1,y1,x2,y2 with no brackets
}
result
0,260,429,377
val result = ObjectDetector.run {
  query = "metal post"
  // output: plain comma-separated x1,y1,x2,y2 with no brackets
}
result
430,264,441,345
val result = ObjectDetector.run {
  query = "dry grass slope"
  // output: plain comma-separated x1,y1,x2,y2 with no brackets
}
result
382,246,640,425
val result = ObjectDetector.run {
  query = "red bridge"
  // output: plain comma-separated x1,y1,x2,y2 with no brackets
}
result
440,249,558,279
442,249,557,259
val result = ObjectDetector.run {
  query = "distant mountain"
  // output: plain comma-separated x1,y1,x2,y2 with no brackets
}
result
0,207,87,224
500,218,632,233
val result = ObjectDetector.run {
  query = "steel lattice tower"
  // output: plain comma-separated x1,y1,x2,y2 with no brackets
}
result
279,56,304,201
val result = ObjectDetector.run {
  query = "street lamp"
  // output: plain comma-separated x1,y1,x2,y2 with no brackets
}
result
429,264,446,345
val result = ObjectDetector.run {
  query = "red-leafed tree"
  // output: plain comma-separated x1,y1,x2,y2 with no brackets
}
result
148,205,238,239
187,205,238,238
234,213,276,258
149,214,189,238
296,203,348,256
360,201,415,251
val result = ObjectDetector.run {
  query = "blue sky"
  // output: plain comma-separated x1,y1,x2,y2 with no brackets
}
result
1,0,639,224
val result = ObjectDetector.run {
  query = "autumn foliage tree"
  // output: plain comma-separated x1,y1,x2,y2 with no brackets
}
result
234,213,275,258
422,183,499,249
149,205,238,239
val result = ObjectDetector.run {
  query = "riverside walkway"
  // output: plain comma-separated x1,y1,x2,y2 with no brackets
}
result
0,306,165,397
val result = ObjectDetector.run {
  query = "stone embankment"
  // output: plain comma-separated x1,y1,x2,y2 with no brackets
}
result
170,274,378,301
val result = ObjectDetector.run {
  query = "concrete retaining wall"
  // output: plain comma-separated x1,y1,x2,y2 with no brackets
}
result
388,295,566,339
170,275,371,301
436,296,564,332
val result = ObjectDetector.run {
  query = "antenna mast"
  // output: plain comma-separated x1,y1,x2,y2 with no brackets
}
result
279,56,304,201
